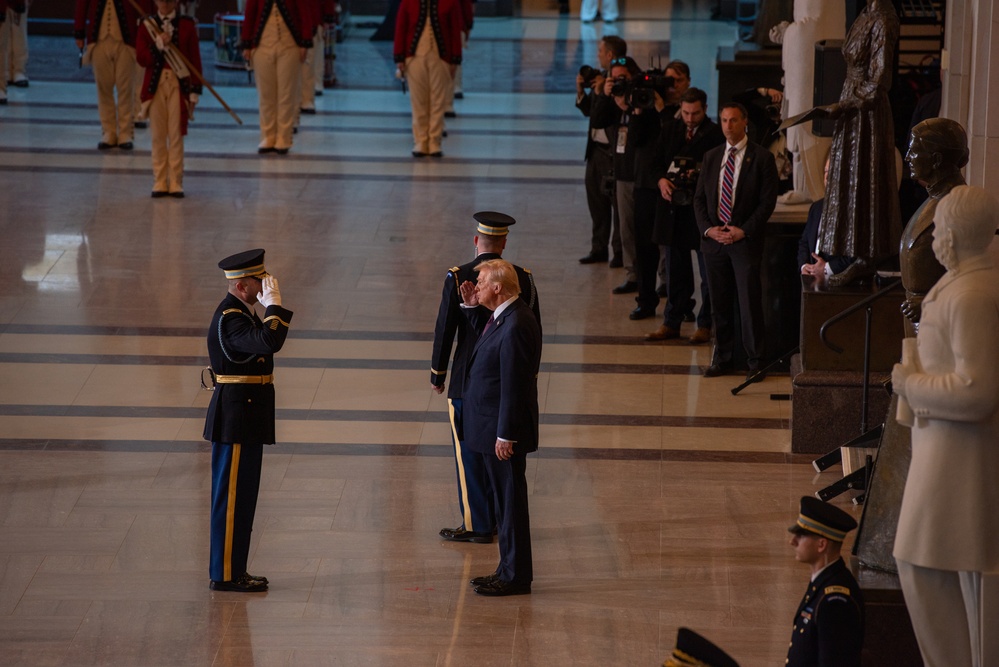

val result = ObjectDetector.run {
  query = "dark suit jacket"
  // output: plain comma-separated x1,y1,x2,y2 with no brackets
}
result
797,199,853,274
203,293,294,446
576,86,612,161
694,139,778,256
430,253,541,400
652,116,725,247
786,557,864,667
462,298,542,455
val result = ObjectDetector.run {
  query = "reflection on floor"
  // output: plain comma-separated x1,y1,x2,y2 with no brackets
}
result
0,5,862,666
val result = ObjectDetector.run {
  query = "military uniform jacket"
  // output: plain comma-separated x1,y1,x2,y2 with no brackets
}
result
786,557,864,667
135,15,203,134
203,293,294,446
430,252,540,400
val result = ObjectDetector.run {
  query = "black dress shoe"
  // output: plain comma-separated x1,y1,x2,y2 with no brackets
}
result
454,91,464,99
612,281,638,295
470,572,499,587
609,256,624,268
258,147,275,154
430,151,443,158
474,579,531,597
169,191,185,198
444,111,456,118
98,142,115,150
703,362,733,378
244,572,269,584
439,526,493,543
629,306,656,320
300,107,317,114
151,191,169,198
12,78,28,88
412,151,427,158
117,141,133,150
134,120,148,129
274,147,290,155
579,251,608,264
210,573,268,592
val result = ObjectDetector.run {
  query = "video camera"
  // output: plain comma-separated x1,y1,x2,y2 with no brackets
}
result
609,68,675,111
666,156,701,206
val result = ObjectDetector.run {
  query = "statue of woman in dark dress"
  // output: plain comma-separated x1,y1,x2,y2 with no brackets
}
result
817,0,901,286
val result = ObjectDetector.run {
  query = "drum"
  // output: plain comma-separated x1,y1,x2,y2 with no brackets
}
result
214,14,245,69
322,23,337,87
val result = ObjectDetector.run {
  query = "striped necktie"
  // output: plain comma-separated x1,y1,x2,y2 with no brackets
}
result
719,147,738,225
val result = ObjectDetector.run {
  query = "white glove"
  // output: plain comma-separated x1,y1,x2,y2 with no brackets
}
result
154,34,167,51
257,276,282,308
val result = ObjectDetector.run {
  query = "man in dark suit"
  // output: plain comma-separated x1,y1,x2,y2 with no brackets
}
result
431,212,540,545
203,249,293,592
798,158,852,278
786,496,864,667
461,259,542,597
694,103,778,378
645,87,725,341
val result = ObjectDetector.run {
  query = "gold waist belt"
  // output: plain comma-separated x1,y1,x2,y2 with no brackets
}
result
214,374,274,384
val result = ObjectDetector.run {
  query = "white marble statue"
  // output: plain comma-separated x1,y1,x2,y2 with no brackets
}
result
891,185,999,667
770,0,845,204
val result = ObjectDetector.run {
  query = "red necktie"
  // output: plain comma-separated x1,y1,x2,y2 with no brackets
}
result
481,315,495,337
686,126,694,142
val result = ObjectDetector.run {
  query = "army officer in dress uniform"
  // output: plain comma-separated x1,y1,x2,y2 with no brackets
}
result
431,212,540,544
203,249,293,592
786,496,864,667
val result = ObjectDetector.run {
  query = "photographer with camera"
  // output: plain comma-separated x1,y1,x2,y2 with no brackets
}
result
591,55,661,297
576,35,627,266
645,87,725,342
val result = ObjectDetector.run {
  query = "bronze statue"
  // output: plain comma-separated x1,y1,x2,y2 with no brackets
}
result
817,0,901,287
899,118,968,334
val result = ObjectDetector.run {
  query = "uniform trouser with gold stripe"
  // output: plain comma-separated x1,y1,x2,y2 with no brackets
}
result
91,39,136,145
448,398,495,533
210,442,263,582
252,11,301,150
405,52,450,154
149,69,185,193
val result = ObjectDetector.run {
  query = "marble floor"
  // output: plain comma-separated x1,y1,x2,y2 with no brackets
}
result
0,3,863,666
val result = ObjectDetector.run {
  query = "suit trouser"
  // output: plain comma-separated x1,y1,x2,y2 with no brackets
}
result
584,144,619,257
6,7,26,79
210,442,263,582
253,12,301,150
447,398,495,533
703,244,764,368
149,69,185,193
664,215,712,330
580,0,618,21
616,179,637,283
633,186,661,311
91,39,136,145
897,559,982,667
482,450,532,584
406,52,450,154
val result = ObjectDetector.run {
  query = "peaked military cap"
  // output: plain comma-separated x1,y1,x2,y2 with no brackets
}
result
218,249,268,280
789,496,858,542
663,627,740,667
474,211,516,237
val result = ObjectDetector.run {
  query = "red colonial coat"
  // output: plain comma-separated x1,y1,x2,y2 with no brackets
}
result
136,14,203,135
74,0,153,46
393,0,464,65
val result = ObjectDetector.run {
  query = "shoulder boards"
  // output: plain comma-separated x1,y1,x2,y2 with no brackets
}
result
222,308,244,315
448,266,460,275
824,585,851,596
522,267,532,274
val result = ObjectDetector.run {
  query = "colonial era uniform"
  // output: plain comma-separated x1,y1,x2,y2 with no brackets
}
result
432,213,539,544
444,0,471,114
393,0,463,156
136,11,202,196
786,497,864,667
74,0,150,147
241,0,313,153
204,249,293,591
299,0,334,113
2,0,27,95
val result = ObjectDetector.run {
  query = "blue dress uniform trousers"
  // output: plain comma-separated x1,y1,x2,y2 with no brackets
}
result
447,397,495,533
210,442,263,582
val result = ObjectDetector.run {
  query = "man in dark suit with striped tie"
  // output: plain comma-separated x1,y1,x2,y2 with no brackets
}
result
693,103,778,379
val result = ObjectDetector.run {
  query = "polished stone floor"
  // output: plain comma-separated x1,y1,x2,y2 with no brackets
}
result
0,2,863,665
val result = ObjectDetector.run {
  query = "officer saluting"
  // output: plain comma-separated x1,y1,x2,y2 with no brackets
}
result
663,627,741,667
786,496,865,667
203,249,293,592
431,212,540,544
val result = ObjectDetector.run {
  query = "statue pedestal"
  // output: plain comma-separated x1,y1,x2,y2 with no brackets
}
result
790,277,904,454
851,560,924,667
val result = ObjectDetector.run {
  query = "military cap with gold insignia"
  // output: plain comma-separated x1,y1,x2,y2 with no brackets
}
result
218,249,269,280
663,627,740,667
474,211,516,237
788,496,858,542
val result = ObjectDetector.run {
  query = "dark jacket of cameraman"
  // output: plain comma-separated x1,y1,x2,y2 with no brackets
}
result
591,95,661,184
576,79,612,161
651,115,724,247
